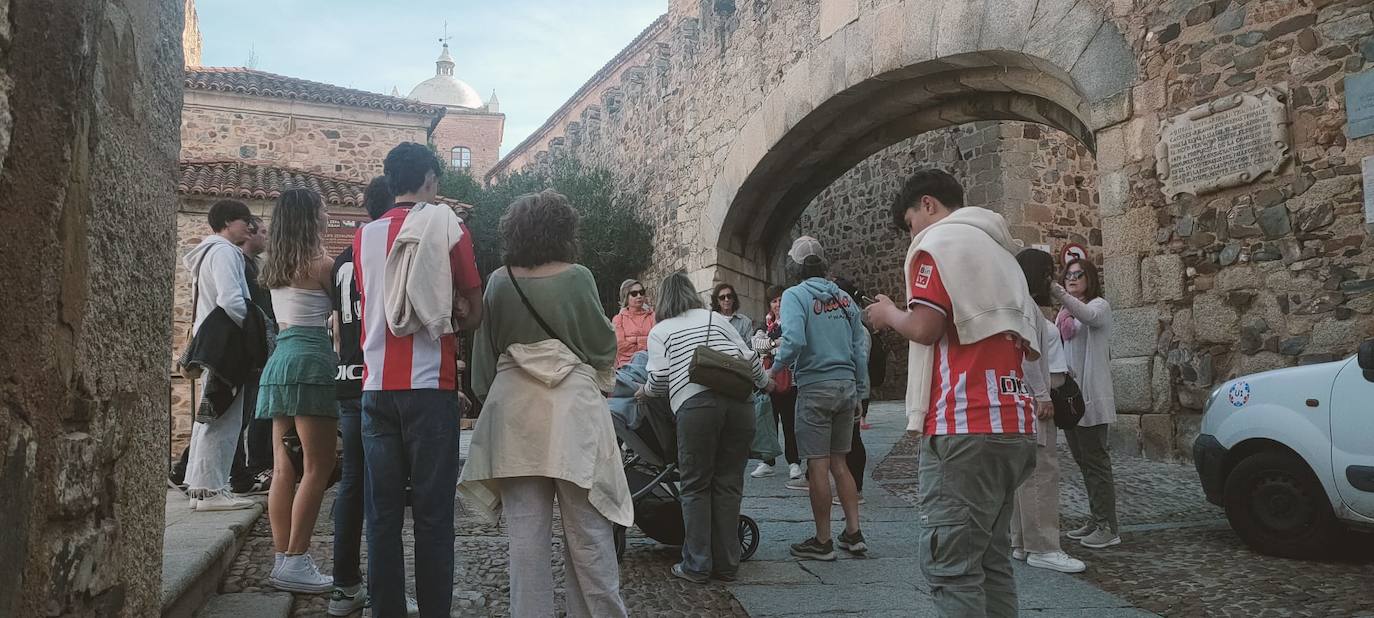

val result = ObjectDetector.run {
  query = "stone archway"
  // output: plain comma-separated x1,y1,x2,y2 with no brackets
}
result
693,0,1138,304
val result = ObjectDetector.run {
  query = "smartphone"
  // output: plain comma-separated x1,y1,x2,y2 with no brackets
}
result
860,295,877,306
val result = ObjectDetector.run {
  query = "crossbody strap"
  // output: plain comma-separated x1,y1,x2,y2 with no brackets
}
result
506,267,587,363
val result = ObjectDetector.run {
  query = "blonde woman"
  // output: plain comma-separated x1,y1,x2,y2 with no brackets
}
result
254,188,339,593
612,278,655,368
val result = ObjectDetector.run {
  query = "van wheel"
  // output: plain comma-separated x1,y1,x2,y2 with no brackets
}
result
1222,451,1341,559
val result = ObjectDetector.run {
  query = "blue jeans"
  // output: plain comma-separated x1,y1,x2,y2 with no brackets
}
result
362,390,459,618
332,398,364,588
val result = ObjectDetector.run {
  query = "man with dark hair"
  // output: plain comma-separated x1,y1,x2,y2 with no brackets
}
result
772,236,870,562
866,169,1045,616
179,199,258,512
229,216,275,497
354,145,482,616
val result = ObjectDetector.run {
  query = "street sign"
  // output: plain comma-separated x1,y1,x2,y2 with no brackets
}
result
1061,243,1087,266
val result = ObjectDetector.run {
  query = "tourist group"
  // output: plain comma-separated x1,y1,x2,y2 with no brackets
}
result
172,141,1122,617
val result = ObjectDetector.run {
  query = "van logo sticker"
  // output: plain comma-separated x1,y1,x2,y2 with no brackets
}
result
1228,381,1251,408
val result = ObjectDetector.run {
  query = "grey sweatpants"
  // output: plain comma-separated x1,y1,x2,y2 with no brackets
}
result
676,390,754,578
918,433,1036,618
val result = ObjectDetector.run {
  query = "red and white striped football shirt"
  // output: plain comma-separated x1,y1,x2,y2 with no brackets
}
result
354,204,481,391
908,251,1035,435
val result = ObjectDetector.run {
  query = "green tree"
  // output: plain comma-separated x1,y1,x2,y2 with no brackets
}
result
439,160,654,315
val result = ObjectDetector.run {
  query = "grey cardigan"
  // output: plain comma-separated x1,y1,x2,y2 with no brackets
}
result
1054,290,1117,427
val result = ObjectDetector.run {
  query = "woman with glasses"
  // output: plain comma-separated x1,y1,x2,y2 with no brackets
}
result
710,283,753,341
612,279,655,368
1051,258,1121,551
752,286,803,481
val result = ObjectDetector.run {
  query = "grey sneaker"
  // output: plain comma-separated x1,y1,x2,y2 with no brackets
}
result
1079,527,1121,549
671,563,708,584
789,536,836,561
1066,521,1097,540
785,477,809,491
837,529,867,554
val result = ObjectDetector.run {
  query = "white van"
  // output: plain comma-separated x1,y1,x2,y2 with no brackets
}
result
1194,342,1374,558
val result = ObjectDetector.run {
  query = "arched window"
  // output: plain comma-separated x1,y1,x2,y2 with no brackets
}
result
451,146,472,170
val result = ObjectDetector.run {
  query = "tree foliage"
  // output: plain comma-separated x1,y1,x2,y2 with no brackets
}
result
438,160,654,315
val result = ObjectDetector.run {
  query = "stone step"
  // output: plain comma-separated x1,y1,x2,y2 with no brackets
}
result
193,592,292,618
161,490,265,618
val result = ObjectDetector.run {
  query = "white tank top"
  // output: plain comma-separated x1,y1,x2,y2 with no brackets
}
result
271,287,332,327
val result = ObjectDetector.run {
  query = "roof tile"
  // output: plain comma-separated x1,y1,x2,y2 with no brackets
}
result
185,66,442,116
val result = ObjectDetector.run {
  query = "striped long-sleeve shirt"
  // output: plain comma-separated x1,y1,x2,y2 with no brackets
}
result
644,308,768,412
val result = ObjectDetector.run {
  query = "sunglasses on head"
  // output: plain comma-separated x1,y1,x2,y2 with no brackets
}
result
1065,271,1086,281
629,289,645,297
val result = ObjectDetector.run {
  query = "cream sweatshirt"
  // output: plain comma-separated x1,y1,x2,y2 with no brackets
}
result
384,202,464,339
902,207,1045,431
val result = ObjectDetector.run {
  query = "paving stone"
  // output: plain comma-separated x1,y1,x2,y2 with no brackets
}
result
195,592,291,618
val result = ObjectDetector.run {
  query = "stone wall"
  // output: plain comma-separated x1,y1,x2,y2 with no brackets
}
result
180,91,434,182
791,121,1100,399
494,0,1374,460
432,110,504,181
182,0,201,66
0,0,182,615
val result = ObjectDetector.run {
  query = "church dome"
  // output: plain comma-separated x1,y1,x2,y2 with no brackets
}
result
408,44,483,109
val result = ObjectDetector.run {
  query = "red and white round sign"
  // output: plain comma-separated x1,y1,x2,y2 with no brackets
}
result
1061,243,1087,266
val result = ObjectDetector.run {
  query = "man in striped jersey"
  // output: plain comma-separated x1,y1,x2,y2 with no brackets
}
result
353,143,483,617
866,169,1044,618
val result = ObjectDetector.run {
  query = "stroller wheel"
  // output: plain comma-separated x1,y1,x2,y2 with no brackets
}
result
614,524,627,562
738,515,760,561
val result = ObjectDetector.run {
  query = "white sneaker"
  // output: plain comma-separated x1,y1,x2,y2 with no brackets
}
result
189,496,198,510
271,553,284,580
1012,548,1027,561
831,493,865,506
751,462,776,478
328,584,368,616
194,491,255,512
788,463,803,479
1027,550,1087,573
270,553,334,593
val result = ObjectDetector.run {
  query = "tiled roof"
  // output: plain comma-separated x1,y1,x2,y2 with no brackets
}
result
177,160,470,209
178,160,368,206
185,67,443,116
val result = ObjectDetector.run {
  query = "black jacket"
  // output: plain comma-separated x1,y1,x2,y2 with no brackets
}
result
180,306,269,421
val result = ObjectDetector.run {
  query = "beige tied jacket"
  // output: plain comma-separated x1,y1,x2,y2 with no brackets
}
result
457,339,634,528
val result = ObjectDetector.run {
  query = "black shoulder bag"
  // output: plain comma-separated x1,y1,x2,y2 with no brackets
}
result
1051,374,1087,430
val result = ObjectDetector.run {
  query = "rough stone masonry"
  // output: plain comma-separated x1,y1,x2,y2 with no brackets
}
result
0,0,182,615
492,0,1374,461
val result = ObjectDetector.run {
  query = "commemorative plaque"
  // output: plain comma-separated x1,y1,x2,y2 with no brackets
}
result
1155,86,1291,202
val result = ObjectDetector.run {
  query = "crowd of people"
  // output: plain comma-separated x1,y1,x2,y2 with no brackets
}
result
171,143,1120,616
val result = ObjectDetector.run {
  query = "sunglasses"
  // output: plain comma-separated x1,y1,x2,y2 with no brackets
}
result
629,289,646,297
718,293,737,301
1065,271,1086,281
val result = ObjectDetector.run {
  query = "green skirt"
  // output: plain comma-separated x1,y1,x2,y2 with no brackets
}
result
255,326,339,419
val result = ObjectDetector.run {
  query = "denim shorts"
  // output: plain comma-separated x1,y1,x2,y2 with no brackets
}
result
793,379,858,459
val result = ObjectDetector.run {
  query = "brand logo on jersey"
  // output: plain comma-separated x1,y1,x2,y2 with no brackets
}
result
812,295,854,315
914,264,933,289
337,365,364,381
998,375,1028,396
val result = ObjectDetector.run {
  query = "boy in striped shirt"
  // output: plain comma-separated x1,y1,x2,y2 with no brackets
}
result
866,170,1044,617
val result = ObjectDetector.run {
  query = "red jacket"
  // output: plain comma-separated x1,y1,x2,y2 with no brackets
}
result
612,307,656,368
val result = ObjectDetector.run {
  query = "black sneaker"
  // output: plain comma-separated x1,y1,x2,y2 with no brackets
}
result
234,469,272,496
711,571,738,583
789,536,836,561
837,529,867,554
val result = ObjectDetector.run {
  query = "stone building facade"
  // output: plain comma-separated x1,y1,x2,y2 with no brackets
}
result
1,0,183,615
491,0,1374,460
793,121,1100,399
181,67,444,182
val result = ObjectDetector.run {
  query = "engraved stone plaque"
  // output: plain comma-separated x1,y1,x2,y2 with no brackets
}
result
1155,86,1291,202
1347,69,1374,139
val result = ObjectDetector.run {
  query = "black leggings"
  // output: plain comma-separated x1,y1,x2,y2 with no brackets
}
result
847,399,869,492
764,388,800,466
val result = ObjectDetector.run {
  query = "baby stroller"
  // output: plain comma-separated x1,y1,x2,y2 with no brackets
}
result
607,353,760,562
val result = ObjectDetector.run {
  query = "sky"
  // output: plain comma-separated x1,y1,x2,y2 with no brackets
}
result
196,0,666,156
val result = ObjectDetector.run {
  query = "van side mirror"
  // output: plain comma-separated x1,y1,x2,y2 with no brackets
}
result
1360,339,1374,382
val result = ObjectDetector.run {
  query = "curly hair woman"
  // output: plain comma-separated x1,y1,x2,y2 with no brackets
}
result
254,188,339,593
459,189,632,617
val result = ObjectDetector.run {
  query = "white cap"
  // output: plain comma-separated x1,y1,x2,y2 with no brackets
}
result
787,236,824,265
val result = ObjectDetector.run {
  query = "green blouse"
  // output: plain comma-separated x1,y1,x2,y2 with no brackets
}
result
471,264,617,401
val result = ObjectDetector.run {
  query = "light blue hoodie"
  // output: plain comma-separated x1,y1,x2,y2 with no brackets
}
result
773,277,870,399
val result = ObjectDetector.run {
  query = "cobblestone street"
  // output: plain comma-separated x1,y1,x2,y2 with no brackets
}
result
878,435,1374,618
221,403,1373,617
